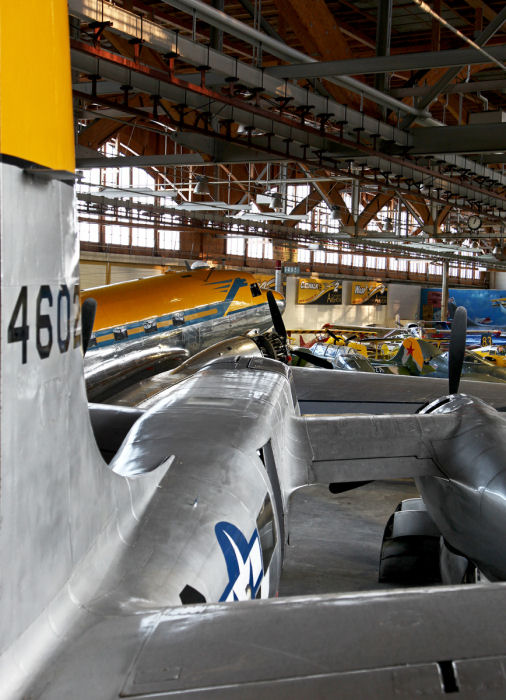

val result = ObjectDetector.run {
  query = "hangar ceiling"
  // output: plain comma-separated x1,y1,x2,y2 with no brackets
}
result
69,0,506,270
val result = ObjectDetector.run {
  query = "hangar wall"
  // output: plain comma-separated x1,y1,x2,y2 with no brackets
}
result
80,254,166,290
81,255,424,327
282,278,422,329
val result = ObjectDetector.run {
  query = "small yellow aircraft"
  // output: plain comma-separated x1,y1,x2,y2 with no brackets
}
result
471,344,506,367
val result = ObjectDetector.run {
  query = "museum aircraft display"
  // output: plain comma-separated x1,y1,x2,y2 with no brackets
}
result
81,266,287,397
81,267,285,356
7,3,506,698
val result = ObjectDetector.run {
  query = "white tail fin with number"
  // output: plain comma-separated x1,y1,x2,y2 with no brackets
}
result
0,4,167,695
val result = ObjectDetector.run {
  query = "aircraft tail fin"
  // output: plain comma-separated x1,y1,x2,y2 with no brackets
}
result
0,6,166,692
391,338,439,375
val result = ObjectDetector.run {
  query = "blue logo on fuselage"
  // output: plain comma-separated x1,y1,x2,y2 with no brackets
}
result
215,521,263,602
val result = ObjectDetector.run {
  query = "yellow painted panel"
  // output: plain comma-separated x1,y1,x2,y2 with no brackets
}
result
0,0,74,171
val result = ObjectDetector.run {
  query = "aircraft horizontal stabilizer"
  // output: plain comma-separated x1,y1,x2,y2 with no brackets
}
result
303,413,454,483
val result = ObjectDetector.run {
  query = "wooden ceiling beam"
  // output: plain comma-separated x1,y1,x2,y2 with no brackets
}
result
271,0,360,110
357,191,395,228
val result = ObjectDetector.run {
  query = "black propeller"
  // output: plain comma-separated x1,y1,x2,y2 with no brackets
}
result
81,297,97,355
267,290,287,341
326,328,341,344
448,305,467,394
291,348,333,369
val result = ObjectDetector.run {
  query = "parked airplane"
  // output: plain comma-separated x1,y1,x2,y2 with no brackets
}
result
81,267,286,361
6,3,506,698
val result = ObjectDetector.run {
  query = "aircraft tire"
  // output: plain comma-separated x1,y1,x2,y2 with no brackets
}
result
378,507,442,585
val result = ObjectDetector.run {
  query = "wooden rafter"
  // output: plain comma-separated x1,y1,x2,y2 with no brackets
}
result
357,191,395,229
272,0,360,109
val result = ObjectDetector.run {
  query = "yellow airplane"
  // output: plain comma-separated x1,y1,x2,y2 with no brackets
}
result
81,267,285,359
471,344,506,367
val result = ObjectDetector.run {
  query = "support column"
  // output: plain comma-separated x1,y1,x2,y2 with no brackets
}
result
374,0,392,116
441,261,449,322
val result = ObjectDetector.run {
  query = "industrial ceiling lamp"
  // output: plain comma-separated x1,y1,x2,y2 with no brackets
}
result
270,192,283,211
194,175,211,195
384,216,394,232
331,205,340,220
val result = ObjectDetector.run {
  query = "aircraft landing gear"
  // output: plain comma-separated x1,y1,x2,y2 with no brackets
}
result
379,498,442,585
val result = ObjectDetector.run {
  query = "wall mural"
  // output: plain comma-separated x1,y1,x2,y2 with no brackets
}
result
421,288,506,328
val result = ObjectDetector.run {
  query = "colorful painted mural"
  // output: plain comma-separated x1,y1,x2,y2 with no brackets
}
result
421,288,506,327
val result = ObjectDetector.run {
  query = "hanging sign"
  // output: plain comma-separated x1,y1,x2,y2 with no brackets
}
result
351,281,388,305
297,277,342,305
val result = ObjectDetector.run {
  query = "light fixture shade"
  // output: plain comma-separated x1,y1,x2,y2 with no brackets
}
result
194,176,211,195
270,192,283,211
384,216,393,232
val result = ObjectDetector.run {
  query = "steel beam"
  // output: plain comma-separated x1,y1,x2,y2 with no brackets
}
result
265,44,506,80
71,44,506,209
410,123,506,155
68,0,413,144
400,5,506,129
374,0,392,102
391,77,506,98
157,0,431,119
76,154,205,168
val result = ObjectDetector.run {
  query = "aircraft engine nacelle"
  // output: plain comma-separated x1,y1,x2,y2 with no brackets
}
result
416,394,506,582
97,356,298,607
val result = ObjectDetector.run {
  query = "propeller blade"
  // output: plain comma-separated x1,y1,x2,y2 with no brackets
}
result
81,297,97,355
326,329,341,344
291,348,333,369
267,290,286,340
448,305,467,394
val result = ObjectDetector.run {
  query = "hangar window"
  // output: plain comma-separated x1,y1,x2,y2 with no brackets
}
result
248,237,273,259
159,230,180,250
132,227,154,248
390,258,408,272
366,256,385,269
79,221,99,243
106,224,129,246
297,248,310,263
226,236,245,256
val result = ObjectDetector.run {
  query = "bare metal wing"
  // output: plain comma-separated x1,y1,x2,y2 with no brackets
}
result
28,583,506,698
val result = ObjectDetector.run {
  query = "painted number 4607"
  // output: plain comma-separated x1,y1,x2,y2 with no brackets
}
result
7,284,81,364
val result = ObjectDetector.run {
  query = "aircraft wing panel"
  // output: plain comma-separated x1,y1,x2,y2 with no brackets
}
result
28,584,506,698
303,413,445,483
291,367,506,414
